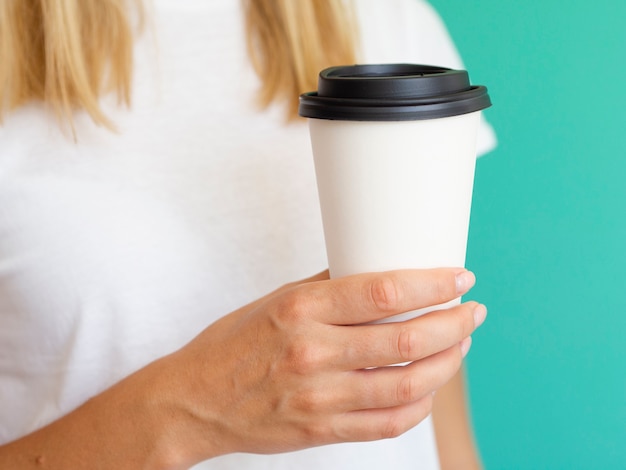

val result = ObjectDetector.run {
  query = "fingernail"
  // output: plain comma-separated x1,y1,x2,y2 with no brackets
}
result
455,270,476,294
473,304,487,328
460,336,473,358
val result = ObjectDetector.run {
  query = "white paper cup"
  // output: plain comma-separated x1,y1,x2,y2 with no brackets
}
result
299,64,492,322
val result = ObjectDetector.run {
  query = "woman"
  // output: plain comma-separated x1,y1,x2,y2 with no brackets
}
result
0,0,494,468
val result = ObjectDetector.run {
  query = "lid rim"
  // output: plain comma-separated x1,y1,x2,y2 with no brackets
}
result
301,85,488,106
298,63,492,121
299,87,492,121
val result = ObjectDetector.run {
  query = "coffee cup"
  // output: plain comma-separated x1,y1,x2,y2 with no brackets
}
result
299,64,492,322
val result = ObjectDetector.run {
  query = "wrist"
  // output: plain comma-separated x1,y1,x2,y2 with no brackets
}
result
132,352,229,469
80,361,191,470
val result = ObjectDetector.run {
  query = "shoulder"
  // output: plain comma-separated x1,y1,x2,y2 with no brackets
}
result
354,0,463,69
354,0,497,156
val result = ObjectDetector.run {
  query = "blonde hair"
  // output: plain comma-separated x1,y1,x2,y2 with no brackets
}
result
0,0,141,130
242,0,359,120
0,0,357,128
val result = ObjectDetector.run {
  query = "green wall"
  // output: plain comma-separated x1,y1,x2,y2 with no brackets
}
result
427,0,626,468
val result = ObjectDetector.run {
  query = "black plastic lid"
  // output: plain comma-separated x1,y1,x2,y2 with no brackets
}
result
298,64,491,121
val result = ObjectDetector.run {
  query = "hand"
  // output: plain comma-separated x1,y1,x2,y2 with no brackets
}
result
153,268,486,465
0,268,485,469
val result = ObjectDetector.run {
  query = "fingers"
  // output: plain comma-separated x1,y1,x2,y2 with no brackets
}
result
334,301,486,370
338,339,469,412
322,391,440,444
283,333,472,445
264,268,482,371
302,268,475,325
332,394,436,443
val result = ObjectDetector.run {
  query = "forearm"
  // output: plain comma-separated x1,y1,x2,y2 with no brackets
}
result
432,368,483,470
0,357,213,470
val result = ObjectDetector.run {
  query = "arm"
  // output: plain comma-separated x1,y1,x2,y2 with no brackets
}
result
0,363,187,470
0,268,485,469
432,368,484,470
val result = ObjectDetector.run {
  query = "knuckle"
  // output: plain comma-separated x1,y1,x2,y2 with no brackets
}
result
276,286,314,323
379,395,433,440
434,275,452,303
369,275,401,312
283,339,324,374
291,388,325,413
380,415,408,439
301,419,332,444
395,325,421,362
396,373,421,404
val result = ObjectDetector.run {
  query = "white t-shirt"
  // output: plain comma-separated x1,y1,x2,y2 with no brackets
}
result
0,0,496,468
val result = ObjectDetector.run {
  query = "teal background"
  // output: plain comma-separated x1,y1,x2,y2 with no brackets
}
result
427,1,626,468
